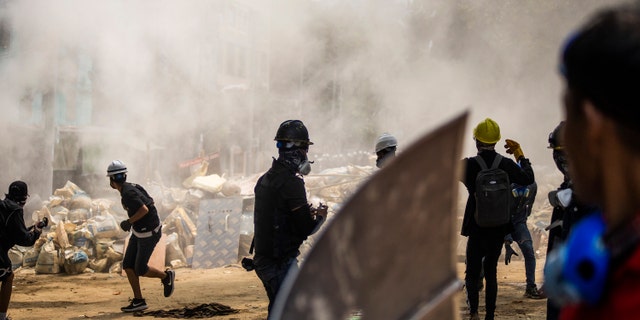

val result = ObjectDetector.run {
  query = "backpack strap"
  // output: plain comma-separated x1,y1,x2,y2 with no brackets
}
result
490,154,503,169
475,154,503,171
475,156,488,170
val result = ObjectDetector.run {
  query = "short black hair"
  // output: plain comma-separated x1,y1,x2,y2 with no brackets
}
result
561,3,640,127
561,3,640,151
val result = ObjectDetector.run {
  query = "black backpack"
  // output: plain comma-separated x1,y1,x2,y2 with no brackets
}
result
474,155,511,227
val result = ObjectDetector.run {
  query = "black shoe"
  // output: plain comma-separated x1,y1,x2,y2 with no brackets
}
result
162,269,175,297
121,298,148,312
524,285,544,299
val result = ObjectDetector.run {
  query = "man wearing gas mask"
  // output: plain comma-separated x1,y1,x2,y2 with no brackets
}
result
0,181,47,320
252,120,327,318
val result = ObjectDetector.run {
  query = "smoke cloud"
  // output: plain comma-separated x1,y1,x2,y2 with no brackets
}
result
0,0,626,198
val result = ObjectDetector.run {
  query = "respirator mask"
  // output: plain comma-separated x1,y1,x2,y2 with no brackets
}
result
278,141,313,175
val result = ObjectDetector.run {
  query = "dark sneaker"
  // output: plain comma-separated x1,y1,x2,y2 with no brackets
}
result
121,298,148,312
524,285,544,299
162,269,175,297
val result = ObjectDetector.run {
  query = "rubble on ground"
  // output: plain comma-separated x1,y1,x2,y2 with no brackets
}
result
8,161,373,275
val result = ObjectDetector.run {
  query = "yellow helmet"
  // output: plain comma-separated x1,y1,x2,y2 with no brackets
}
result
473,118,501,144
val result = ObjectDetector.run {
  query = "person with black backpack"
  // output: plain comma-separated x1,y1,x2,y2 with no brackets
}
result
461,118,535,320
107,160,175,313
0,181,46,320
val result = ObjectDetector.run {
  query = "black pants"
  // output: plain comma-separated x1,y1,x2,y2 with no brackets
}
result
465,232,504,317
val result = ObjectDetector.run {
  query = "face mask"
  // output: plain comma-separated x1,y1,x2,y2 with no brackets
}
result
553,150,569,178
375,148,396,169
280,148,312,175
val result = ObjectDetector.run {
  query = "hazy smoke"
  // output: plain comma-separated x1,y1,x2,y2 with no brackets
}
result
0,0,626,197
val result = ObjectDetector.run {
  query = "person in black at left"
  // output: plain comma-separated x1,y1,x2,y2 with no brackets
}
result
461,118,535,320
0,181,45,320
107,160,175,313
252,120,327,318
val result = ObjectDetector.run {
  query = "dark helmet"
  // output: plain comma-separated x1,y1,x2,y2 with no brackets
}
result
7,180,29,202
274,120,314,145
548,121,565,150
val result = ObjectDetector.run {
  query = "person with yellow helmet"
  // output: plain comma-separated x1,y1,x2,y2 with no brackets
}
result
460,118,535,320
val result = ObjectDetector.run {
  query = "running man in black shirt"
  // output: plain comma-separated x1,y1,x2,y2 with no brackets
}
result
107,160,174,312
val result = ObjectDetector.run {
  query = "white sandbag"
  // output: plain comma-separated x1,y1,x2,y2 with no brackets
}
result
105,247,123,264
95,240,114,260
70,228,94,257
69,193,92,210
68,208,90,223
88,258,109,273
55,222,71,249
109,261,122,274
8,248,23,270
49,206,68,223
86,214,121,239
35,241,62,274
63,248,89,274
22,247,40,267
191,174,227,194
165,233,186,266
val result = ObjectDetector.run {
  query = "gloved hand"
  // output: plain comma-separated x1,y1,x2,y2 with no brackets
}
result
315,203,328,218
505,243,519,265
120,219,132,232
504,139,525,161
36,217,49,229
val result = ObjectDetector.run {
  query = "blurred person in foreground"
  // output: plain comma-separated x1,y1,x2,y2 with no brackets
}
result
374,133,398,169
107,160,174,313
252,120,327,318
461,118,535,320
544,122,593,320
0,181,45,320
544,3,640,319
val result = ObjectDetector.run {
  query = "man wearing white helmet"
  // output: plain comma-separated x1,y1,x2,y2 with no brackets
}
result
107,160,175,313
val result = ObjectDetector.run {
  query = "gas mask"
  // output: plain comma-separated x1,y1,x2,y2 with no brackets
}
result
375,147,396,169
279,144,312,175
553,150,569,178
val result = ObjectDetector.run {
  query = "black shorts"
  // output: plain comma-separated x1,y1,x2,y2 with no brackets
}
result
0,249,13,281
122,230,161,276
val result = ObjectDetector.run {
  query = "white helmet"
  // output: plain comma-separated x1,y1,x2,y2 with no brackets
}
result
375,133,398,153
106,160,128,176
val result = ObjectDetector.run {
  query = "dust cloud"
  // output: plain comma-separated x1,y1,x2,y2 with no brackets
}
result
0,0,627,198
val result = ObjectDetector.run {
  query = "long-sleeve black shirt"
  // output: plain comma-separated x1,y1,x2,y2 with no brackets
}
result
0,199,40,252
253,159,321,266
